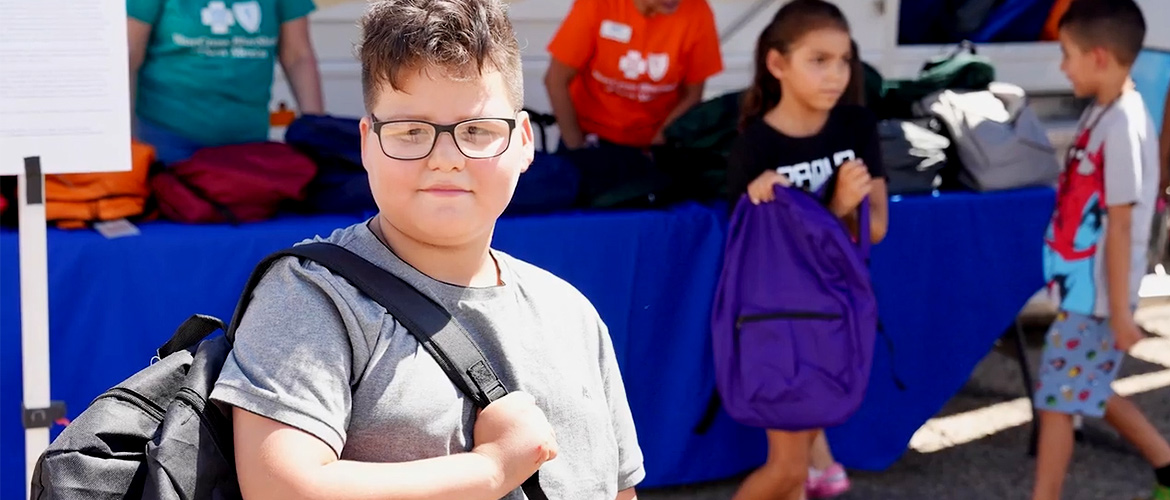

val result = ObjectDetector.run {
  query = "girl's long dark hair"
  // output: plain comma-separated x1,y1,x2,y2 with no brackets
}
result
739,0,861,129
840,38,866,107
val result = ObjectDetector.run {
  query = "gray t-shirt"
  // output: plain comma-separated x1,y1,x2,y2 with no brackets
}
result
1044,89,1159,317
210,222,645,498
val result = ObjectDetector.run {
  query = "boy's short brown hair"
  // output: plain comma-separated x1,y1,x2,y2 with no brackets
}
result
357,0,524,112
1058,0,1146,67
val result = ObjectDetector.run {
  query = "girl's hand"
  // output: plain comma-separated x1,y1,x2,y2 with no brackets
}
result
829,160,873,217
747,170,792,204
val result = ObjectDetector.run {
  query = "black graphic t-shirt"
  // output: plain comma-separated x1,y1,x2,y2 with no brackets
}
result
726,105,885,203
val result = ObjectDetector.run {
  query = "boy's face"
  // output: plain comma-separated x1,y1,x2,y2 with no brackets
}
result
1058,30,1104,98
359,67,534,248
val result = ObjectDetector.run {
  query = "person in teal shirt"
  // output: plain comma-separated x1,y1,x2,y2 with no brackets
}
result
127,0,325,164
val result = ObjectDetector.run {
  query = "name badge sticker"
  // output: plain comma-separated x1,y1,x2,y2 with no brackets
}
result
600,20,633,43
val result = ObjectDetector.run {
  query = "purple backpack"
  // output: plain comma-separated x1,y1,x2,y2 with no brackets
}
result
710,185,878,430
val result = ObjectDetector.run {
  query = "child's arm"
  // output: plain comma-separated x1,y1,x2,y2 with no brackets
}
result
617,488,638,500
1105,203,1142,351
856,108,889,244
1102,110,1148,351
234,409,503,500
827,161,872,233
826,107,888,242
867,178,889,244
233,392,554,500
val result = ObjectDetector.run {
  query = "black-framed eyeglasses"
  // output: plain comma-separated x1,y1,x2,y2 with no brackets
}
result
369,114,518,160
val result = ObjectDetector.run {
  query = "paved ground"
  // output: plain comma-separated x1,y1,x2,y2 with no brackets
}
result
639,300,1170,500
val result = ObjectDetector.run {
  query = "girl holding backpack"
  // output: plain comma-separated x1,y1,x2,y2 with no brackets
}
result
723,1,889,499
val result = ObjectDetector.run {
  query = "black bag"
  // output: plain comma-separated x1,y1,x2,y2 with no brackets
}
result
506,109,580,215
30,243,549,500
657,90,746,202
563,143,672,209
878,118,951,195
284,115,377,215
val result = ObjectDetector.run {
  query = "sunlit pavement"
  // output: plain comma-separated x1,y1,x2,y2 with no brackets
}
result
643,297,1170,500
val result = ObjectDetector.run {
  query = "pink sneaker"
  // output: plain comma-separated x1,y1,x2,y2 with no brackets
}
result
805,463,851,499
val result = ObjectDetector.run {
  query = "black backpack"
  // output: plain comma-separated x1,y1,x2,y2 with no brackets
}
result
30,242,549,500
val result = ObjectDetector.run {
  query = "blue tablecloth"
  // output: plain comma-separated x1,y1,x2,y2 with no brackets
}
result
0,187,1054,497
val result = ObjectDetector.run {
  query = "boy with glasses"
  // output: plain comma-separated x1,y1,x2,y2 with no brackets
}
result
209,1,645,498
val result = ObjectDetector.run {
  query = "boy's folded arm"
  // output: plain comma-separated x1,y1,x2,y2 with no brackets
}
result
233,407,507,500
218,258,506,500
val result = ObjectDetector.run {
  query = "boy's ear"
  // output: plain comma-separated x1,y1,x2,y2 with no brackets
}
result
358,115,373,172
516,110,535,173
1091,46,1114,70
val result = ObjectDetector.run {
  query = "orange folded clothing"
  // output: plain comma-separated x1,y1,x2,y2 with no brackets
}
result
45,141,156,229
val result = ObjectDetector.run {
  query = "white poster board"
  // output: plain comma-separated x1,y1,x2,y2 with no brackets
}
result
0,0,133,175
0,0,131,496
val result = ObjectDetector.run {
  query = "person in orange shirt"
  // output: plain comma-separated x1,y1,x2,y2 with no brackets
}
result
544,0,723,208
546,0,723,150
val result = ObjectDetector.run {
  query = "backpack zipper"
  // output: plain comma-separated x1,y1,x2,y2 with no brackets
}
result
736,311,842,328
98,387,166,422
175,387,232,455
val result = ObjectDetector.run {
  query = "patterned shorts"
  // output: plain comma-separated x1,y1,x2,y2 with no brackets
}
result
1033,310,1125,417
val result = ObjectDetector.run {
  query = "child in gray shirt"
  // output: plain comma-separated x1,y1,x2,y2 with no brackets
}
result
210,1,644,498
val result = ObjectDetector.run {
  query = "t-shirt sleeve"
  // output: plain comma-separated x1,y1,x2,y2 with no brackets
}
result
211,256,371,457
596,320,645,490
279,0,316,23
683,2,724,85
1104,114,1144,207
856,108,886,179
126,0,163,24
547,0,599,70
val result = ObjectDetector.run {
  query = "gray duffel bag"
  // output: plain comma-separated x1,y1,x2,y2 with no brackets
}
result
915,82,1060,192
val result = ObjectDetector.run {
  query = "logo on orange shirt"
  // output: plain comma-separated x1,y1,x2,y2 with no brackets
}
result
618,50,671,81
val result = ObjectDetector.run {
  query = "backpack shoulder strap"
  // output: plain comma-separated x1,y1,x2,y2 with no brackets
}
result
226,241,507,408
223,242,550,500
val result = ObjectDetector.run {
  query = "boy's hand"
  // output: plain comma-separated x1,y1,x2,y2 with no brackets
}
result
1111,315,1144,352
747,170,791,204
472,391,558,493
829,161,873,217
